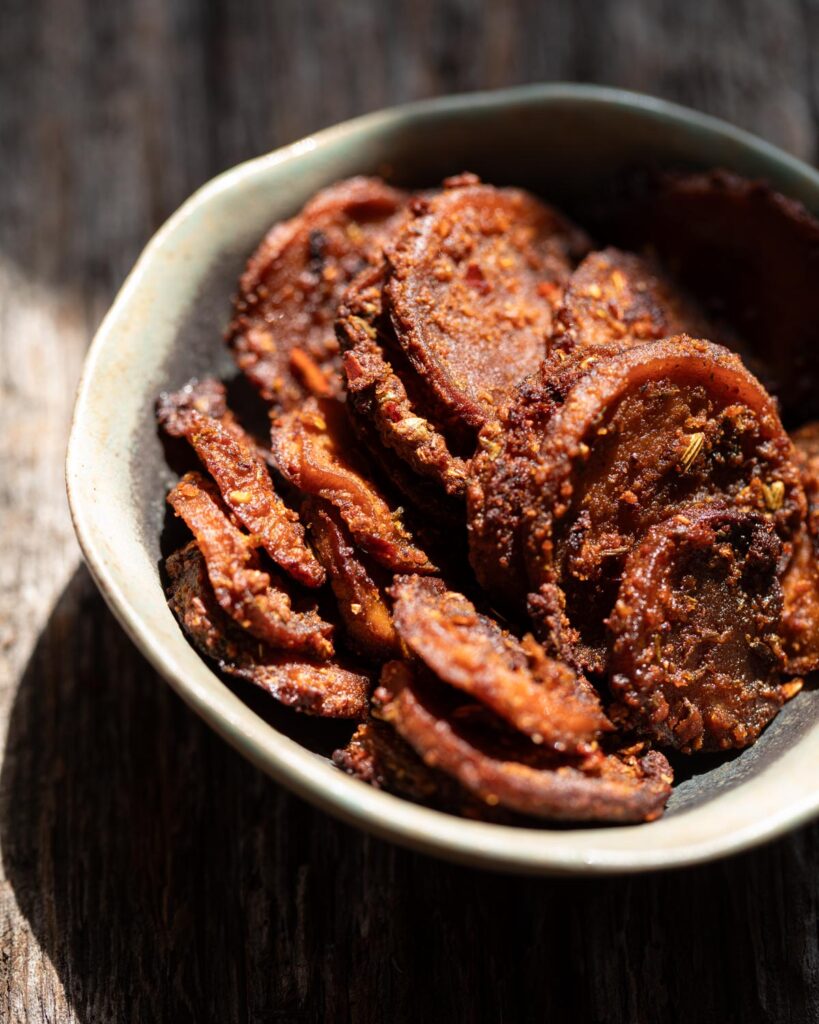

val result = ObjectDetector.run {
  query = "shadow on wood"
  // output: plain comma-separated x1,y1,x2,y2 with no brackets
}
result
2,565,818,1023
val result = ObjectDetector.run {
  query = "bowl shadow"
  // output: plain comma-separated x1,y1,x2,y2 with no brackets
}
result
3,565,819,1023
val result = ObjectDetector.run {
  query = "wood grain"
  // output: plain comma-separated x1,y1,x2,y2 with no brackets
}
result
2,0,819,1020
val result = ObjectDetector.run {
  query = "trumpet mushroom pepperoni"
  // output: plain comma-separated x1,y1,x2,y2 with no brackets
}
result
608,505,789,752
375,662,673,823
227,177,407,406
518,337,804,671
332,718,510,819
390,575,608,751
157,377,244,438
167,472,334,658
159,381,325,587
550,247,715,357
269,397,435,573
338,263,469,498
302,498,399,660
467,343,627,611
166,543,369,718
385,175,590,430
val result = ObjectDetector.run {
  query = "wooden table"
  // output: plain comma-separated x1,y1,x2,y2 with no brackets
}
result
2,1,818,1020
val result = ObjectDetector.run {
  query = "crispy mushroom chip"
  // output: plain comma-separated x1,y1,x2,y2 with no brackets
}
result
384,175,590,430
303,497,399,659
333,718,522,821
167,471,334,658
227,177,407,406
478,336,805,671
467,342,627,611
608,505,789,752
158,379,325,587
270,397,436,573
375,662,673,823
338,263,469,498
166,543,368,717
550,247,715,357
390,575,608,751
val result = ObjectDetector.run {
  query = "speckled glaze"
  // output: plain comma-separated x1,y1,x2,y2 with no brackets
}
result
66,84,819,875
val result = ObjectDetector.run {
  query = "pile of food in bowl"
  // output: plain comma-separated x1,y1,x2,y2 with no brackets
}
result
158,168,819,826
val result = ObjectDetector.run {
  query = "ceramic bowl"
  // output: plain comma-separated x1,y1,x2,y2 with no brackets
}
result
66,84,819,874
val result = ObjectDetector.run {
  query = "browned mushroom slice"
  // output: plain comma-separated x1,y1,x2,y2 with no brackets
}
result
227,177,407,406
385,174,590,430
338,263,469,497
158,380,324,587
467,344,625,611
375,662,673,823
390,575,608,751
166,543,368,717
516,336,804,672
167,472,333,658
783,422,819,673
608,505,789,753
334,719,440,794
333,718,520,821
302,497,399,659
269,397,436,573
157,377,239,435
550,247,714,357
598,168,819,416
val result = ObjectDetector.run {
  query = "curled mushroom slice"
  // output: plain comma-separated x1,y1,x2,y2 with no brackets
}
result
385,175,590,431
158,380,324,587
375,662,673,823
783,422,819,673
598,168,819,416
608,505,789,753
334,718,521,821
157,377,241,435
167,472,333,658
227,177,407,406
302,498,399,659
269,397,436,574
467,343,626,611
550,247,715,357
338,263,469,498
511,336,803,671
390,575,608,751
166,543,368,717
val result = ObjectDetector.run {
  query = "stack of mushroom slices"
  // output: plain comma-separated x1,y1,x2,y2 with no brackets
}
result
158,169,819,826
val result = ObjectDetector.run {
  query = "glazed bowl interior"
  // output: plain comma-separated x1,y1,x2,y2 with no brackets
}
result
67,84,819,874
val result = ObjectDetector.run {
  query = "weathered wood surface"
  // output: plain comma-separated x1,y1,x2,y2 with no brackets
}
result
2,1,819,1020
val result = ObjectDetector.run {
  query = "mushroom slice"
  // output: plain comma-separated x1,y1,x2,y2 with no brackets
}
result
270,397,435,573
375,662,673,823
467,343,625,611
550,247,715,357
158,379,324,587
166,542,367,717
500,336,803,671
608,505,788,753
385,174,589,430
390,574,608,751
338,262,469,497
227,177,407,406
302,497,399,659
167,471,333,658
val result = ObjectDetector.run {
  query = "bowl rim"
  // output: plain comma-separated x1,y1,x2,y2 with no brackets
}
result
66,82,819,875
